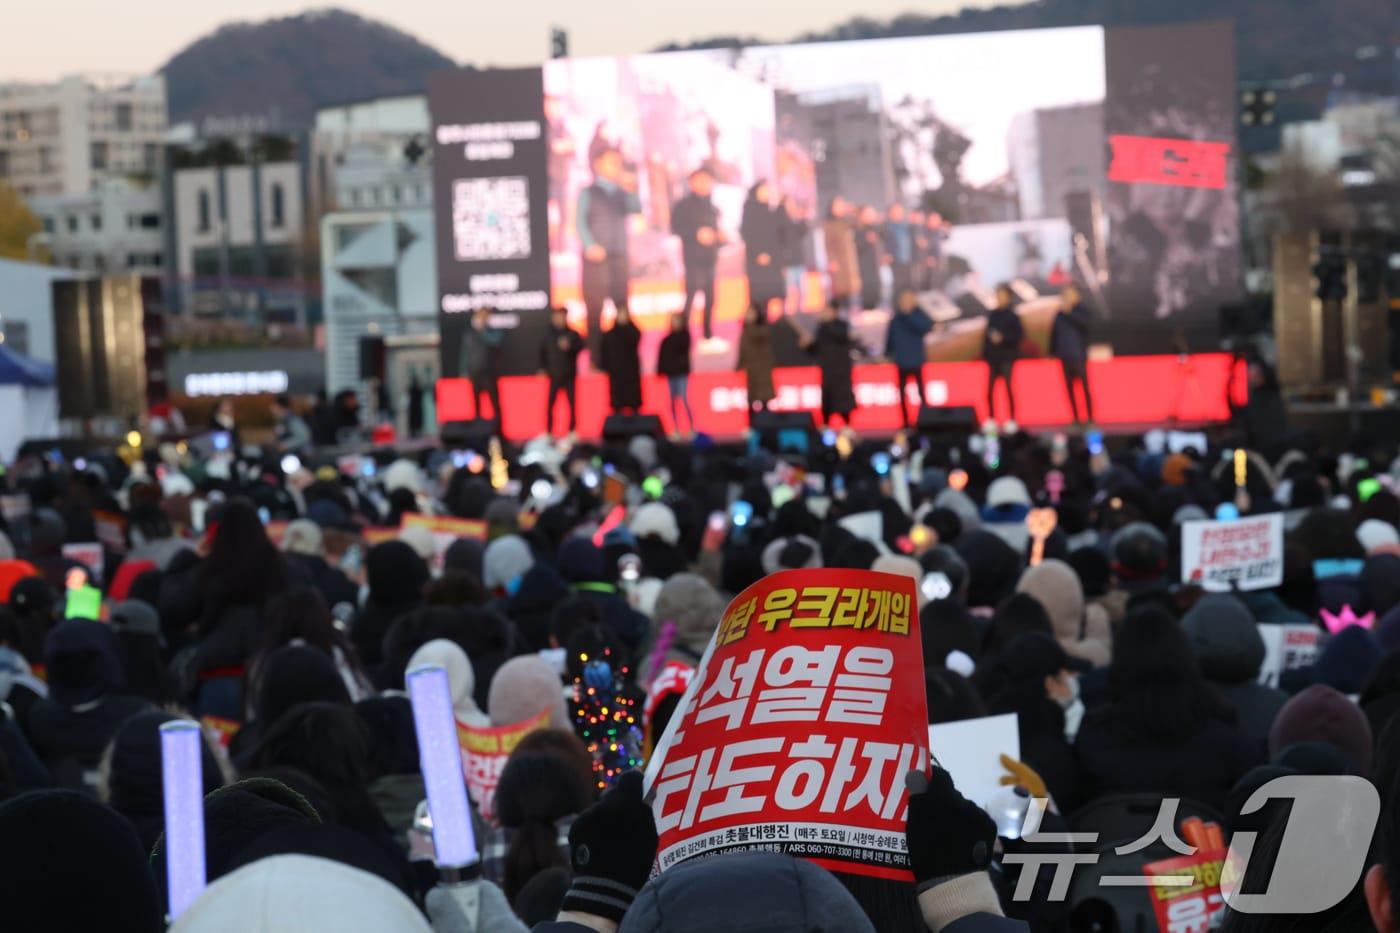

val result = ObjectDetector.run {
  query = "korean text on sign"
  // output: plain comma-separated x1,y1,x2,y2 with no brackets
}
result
1180,514,1284,593
644,570,929,881
457,707,549,823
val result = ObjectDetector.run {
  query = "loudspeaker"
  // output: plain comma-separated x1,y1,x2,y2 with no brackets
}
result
750,411,816,434
750,410,816,455
602,414,663,444
52,280,99,418
359,335,387,381
440,419,497,451
917,405,979,438
140,278,168,408
51,275,148,419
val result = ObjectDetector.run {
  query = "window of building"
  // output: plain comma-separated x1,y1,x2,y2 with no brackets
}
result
265,245,294,280
139,213,160,229
42,216,53,234
143,143,158,173
114,103,132,132
91,141,108,171
0,151,7,175
270,182,286,228
197,190,211,233
91,213,102,232
192,247,220,279
66,215,78,233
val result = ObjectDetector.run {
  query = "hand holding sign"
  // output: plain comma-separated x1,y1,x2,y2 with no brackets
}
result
904,767,995,886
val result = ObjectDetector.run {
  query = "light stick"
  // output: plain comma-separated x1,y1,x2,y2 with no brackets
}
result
406,664,478,871
160,721,207,919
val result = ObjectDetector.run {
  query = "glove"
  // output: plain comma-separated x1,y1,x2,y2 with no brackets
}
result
998,754,1048,800
560,770,658,923
905,767,996,889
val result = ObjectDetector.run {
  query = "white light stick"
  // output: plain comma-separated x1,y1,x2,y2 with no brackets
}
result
407,664,479,871
160,721,207,919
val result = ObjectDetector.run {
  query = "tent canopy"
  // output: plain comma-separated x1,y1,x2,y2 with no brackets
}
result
0,345,54,388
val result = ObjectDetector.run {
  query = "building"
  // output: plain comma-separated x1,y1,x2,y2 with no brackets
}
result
168,137,307,323
0,75,167,198
321,207,437,395
28,178,164,276
799,89,897,212
311,95,432,216
1007,102,1105,221
0,257,83,364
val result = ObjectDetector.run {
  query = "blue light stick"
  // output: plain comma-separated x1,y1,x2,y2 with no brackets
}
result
407,664,479,872
160,721,207,919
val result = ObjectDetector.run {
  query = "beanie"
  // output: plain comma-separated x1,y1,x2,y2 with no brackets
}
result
630,502,680,546
482,534,535,592
1268,684,1373,776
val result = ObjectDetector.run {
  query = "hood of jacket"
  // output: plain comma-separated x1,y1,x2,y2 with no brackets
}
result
1181,594,1266,684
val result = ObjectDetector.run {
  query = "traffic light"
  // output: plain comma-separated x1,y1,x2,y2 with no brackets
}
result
550,27,568,59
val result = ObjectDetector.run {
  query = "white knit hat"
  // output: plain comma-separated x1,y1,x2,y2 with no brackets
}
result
171,855,431,932
630,502,680,546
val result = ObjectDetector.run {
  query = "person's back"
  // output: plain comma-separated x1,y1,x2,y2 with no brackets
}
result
1073,702,1243,809
1181,594,1288,764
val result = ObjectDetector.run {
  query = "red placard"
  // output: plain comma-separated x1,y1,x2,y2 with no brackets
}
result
1108,135,1231,190
644,569,928,881
458,708,551,824
1143,849,1228,933
400,514,488,570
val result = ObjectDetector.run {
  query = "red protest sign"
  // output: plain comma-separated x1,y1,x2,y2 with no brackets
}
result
1143,849,1228,933
645,569,928,881
401,514,488,569
457,708,550,823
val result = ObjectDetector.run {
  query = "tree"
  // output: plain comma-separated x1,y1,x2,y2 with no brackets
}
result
0,182,43,262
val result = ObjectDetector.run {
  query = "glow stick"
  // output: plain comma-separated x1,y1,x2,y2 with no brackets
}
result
406,664,478,869
160,721,207,919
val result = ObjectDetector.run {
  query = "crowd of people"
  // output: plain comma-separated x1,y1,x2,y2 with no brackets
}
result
0,415,1398,932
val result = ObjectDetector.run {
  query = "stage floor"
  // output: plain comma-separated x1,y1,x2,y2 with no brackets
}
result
437,354,1246,444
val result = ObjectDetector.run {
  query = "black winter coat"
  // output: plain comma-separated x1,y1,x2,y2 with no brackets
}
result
601,323,643,409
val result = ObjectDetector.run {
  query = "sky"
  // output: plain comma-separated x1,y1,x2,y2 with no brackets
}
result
0,0,1013,81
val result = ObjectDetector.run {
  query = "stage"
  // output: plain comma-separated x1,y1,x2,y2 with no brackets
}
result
436,353,1247,444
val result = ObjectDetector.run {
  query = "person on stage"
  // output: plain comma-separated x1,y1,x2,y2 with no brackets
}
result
822,196,861,312
600,307,643,416
740,181,784,316
855,205,884,312
885,288,934,428
540,306,586,438
923,212,950,291
738,302,776,423
909,208,929,291
577,145,641,359
984,284,1025,428
780,196,812,317
657,312,694,438
670,168,722,344
803,301,860,428
883,203,915,298
1050,283,1094,425
459,306,504,422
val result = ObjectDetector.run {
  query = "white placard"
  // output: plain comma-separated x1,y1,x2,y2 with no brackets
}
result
928,713,1020,809
1181,513,1285,592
